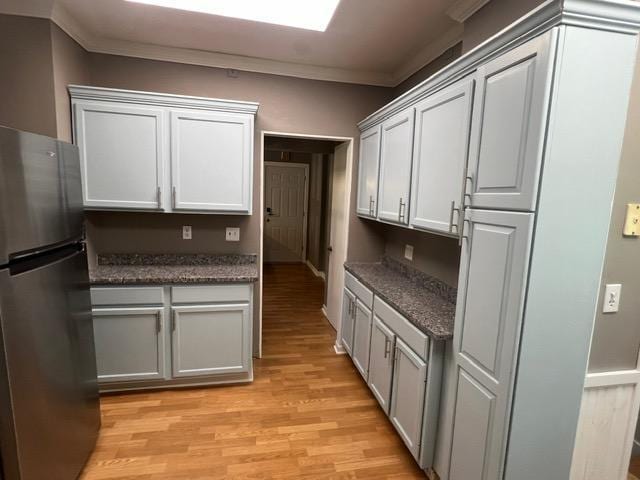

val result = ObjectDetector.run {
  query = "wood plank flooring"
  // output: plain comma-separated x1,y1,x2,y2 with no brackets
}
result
80,263,427,479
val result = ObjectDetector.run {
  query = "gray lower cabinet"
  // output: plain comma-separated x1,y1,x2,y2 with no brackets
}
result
91,284,253,390
92,306,165,382
449,209,534,480
171,303,251,377
389,337,428,459
352,299,373,380
340,288,356,355
367,315,395,414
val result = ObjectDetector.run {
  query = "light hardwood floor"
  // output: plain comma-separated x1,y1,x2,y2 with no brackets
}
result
80,263,427,479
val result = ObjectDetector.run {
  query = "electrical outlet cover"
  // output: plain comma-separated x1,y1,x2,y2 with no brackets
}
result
226,227,240,242
182,225,192,240
404,244,414,261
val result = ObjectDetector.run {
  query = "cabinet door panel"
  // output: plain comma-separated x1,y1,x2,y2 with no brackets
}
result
389,337,427,459
340,289,356,356
171,110,252,213
352,299,373,380
467,32,556,211
367,316,395,413
449,209,534,480
410,78,474,234
356,126,381,218
378,108,415,224
92,307,165,382
172,303,250,377
74,102,164,210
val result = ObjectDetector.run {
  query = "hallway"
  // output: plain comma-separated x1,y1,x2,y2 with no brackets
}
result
80,264,426,479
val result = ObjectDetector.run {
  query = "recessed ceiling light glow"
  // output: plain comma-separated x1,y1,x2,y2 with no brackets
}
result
125,0,341,32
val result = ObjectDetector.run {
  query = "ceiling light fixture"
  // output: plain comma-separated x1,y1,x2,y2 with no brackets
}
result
124,0,341,32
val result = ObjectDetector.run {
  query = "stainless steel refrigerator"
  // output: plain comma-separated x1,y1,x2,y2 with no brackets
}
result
0,126,99,479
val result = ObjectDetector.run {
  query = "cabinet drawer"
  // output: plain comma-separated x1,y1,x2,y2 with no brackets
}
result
91,286,164,306
373,296,429,361
171,284,251,304
345,271,373,308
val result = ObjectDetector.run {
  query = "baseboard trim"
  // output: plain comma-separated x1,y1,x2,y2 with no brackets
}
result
334,343,346,355
306,260,326,280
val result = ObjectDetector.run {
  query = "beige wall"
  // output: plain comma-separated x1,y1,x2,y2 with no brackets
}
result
0,14,57,137
588,49,640,372
462,0,545,52
51,23,90,143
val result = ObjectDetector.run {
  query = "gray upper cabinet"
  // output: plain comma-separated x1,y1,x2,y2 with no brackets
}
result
367,315,396,414
389,337,427,459
170,110,252,213
92,306,165,382
352,299,373,380
356,125,382,218
449,209,534,480
171,303,251,377
73,101,165,211
340,288,356,356
466,32,555,212
70,86,258,214
410,77,474,235
377,108,415,225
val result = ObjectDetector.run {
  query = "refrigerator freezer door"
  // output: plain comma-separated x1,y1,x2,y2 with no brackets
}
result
0,246,99,480
0,127,84,264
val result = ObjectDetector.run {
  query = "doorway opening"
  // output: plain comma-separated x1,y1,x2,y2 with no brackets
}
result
258,132,354,357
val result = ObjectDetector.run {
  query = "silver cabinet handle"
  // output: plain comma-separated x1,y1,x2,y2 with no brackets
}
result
398,198,406,222
369,195,375,216
172,186,177,208
460,216,472,246
171,310,177,331
157,186,162,209
156,311,162,332
449,201,460,233
463,174,473,207
384,337,391,359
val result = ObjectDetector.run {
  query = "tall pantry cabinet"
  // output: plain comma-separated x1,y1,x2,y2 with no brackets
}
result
354,1,640,479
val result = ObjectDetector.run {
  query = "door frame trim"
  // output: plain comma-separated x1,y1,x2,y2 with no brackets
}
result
258,131,354,359
264,161,310,263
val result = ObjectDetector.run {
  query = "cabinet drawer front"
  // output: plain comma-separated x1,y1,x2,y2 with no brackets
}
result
344,271,373,308
91,286,165,306
171,284,252,304
373,296,429,361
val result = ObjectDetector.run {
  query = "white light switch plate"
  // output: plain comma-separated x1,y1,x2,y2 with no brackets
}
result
603,284,622,313
226,227,240,242
404,244,414,261
182,225,192,240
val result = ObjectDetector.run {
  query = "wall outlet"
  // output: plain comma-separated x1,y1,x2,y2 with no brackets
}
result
182,225,192,240
226,227,240,242
603,284,622,313
404,244,414,261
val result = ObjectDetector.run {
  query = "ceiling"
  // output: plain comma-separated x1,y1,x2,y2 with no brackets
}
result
0,0,484,86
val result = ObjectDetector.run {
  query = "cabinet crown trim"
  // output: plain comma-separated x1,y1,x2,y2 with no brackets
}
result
69,85,259,115
357,0,640,131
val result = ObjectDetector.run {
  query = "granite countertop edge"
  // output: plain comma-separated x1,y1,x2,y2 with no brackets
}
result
89,253,259,286
344,262,455,341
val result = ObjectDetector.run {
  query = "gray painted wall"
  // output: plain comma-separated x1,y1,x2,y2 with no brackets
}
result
0,14,57,137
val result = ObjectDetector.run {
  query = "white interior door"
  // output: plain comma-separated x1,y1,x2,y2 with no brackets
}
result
326,142,349,333
263,162,308,263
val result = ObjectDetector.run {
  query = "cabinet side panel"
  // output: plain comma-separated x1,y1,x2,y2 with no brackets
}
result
505,27,638,480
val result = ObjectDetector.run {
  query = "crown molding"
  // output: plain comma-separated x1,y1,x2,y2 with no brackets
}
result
1,2,466,88
68,85,260,115
358,0,640,130
446,0,492,23
390,24,464,85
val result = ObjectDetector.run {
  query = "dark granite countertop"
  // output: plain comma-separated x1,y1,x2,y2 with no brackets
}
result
90,254,259,285
344,257,456,341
